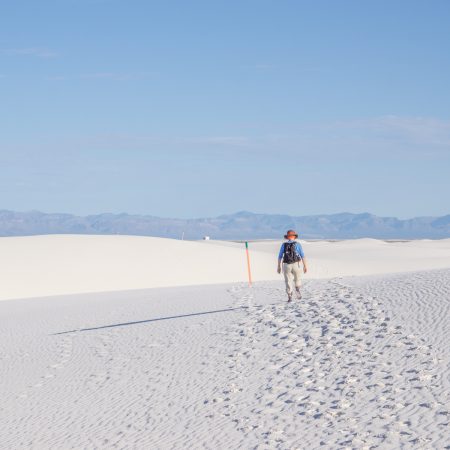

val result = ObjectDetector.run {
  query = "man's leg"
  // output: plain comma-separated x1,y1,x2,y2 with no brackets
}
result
283,263,294,301
293,263,302,299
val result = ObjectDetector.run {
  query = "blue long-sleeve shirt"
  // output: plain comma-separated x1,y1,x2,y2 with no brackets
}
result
278,240,305,260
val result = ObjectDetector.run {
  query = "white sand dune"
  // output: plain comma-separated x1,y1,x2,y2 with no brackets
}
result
0,235,273,301
1,271,449,448
1,234,450,301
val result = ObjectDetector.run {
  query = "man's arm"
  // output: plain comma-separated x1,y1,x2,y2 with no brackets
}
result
296,242,308,273
301,257,308,273
277,244,284,273
277,257,283,274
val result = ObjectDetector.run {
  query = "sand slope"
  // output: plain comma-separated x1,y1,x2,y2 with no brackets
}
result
1,270,449,449
1,235,450,301
0,235,273,301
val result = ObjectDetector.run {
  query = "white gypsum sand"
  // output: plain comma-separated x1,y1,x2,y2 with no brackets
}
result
1,234,450,301
0,271,449,448
1,235,449,448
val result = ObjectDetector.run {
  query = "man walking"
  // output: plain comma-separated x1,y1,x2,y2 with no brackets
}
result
277,230,308,302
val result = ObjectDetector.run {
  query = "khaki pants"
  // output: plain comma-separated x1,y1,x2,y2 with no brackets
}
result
283,262,302,295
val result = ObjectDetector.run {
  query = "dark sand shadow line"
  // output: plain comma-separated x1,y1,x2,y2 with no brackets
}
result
52,306,249,335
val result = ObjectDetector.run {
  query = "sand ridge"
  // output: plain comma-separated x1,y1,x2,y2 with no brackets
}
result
2,234,450,301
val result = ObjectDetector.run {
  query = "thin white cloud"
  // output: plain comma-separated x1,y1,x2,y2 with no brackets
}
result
5,116,448,166
182,136,251,147
80,71,152,81
372,116,450,146
43,72,155,82
1,47,59,58
45,75,67,81
247,64,274,70
241,63,322,73
62,117,450,158
67,134,250,149
317,116,450,149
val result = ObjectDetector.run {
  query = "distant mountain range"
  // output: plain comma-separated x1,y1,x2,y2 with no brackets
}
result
0,210,449,239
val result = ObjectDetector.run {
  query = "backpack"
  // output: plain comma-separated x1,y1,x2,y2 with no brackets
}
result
283,241,301,264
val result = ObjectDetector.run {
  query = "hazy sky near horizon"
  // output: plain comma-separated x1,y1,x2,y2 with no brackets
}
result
1,0,449,219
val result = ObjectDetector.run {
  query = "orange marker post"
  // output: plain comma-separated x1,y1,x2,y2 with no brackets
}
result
245,241,252,287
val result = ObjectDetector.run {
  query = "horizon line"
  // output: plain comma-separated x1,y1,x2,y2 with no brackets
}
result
0,208,448,221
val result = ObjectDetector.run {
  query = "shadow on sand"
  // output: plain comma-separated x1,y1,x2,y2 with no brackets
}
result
52,306,249,335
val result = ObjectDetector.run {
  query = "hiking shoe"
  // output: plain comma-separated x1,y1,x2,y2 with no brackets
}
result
295,287,302,299
287,294,292,302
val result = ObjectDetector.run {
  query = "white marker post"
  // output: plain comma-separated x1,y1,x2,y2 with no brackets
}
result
245,241,252,287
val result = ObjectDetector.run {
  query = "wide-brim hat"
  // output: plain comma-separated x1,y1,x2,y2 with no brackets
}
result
284,230,298,239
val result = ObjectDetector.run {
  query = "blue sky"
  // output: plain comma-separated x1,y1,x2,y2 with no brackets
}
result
1,0,449,219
